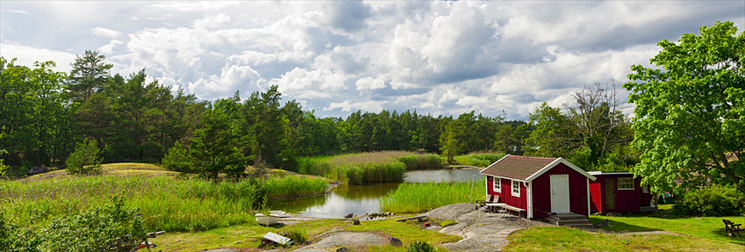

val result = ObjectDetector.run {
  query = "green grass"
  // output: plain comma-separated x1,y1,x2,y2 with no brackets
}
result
504,226,741,251
1,163,330,232
296,151,442,184
380,181,478,213
150,216,461,251
1,175,261,232
453,152,505,167
263,175,329,198
588,212,745,245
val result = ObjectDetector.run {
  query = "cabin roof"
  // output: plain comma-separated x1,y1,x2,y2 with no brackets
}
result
479,155,596,182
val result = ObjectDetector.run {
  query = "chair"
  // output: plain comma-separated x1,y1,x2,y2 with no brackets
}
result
723,219,743,238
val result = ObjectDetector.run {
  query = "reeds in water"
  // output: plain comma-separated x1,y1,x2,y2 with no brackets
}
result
379,181,477,213
296,151,441,184
453,152,506,167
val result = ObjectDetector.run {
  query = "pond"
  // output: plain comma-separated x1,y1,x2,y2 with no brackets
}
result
267,169,484,218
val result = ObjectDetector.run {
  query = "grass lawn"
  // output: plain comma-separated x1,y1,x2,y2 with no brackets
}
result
150,217,461,251
504,226,741,252
506,204,745,251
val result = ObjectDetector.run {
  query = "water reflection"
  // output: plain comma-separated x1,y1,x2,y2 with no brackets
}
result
268,169,482,218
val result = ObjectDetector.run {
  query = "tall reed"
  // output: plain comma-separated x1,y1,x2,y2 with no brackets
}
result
453,152,506,167
1,175,266,232
262,175,329,198
379,181,477,213
296,151,442,184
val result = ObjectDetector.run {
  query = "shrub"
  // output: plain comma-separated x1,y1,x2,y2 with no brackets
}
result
282,229,308,246
673,184,745,216
2,195,145,252
407,240,435,252
162,142,192,172
66,138,103,175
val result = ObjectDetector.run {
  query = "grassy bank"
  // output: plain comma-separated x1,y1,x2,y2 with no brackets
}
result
453,152,505,167
1,163,329,232
503,226,741,251
296,151,443,184
380,181,478,213
150,216,462,251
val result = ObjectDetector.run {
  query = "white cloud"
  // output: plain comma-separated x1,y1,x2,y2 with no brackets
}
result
0,43,76,72
1,0,742,119
91,27,122,39
355,76,386,90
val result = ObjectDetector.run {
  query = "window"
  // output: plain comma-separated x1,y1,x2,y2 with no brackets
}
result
493,177,501,192
512,180,520,197
642,184,649,193
618,177,634,190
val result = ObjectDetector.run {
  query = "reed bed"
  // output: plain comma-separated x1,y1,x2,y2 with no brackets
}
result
1,173,328,232
263,175,329,198
379,181,478,213
296,151,442,184
453,152,506,167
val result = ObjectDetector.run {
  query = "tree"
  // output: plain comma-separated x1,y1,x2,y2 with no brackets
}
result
67,50,112,102
624,21,745,193
190,109,246,180
525,81,633,170
66,138,102,175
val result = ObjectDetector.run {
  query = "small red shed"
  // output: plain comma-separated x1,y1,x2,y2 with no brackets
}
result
587,171,655,213
480,155,596,219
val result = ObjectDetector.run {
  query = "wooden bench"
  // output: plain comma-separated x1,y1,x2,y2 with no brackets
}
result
485,203,525,217
723,219,743,238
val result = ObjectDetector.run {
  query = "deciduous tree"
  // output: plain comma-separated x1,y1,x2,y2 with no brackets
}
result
624,21,745,193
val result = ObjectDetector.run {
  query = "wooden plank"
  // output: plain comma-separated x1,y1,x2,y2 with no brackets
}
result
262,232,292,245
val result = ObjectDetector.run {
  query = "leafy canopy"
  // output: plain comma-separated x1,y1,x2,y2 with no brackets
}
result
624,21,745,193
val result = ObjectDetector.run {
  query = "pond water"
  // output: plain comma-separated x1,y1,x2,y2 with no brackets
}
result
267,169,484,218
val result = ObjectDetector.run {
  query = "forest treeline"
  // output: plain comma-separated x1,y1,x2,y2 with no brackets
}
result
0,51,635,175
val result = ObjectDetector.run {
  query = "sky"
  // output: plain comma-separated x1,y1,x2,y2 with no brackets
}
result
1,1,743,120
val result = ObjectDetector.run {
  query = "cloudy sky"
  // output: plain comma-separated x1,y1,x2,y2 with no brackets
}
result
1,1,743,120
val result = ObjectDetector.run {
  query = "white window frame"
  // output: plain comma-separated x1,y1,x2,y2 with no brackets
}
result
511,180,520,197
618,177,634,190
493,177,501,192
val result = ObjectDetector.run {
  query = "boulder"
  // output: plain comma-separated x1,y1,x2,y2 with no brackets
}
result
389,237,403,247
353,220,360,225
27,164,47,175
336,247,349,252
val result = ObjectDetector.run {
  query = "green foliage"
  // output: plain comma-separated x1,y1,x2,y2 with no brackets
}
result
673,185,745,216
397,154,443,170
525,82,634,171
1,175,261,232
282,229,308,246
453,152,505,167
624,21,745,193
380,181,477,213
439,220,456,227
296,152,426,184
1,195,145,252
407,240,436,252
43,195,146,252
262,176,328,198
162,142,192,172
189,109,247,180
66,138,103,175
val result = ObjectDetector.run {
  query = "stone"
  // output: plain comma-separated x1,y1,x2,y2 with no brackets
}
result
353,220,360,225
27,164,47,175
606,212,622,217
336,247,349,252
344,213,353,218
389,237,403,247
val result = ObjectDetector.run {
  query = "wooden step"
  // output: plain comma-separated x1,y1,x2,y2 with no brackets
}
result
544,212,592,227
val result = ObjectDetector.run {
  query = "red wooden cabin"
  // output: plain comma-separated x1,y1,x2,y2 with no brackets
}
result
479,155,597,219
587,172,656,213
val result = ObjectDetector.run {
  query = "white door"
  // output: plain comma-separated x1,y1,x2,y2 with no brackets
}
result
550,174,570,213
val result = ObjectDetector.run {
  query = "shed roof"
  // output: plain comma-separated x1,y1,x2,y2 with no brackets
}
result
479,155,596,182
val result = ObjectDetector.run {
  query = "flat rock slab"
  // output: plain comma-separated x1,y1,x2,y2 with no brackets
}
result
298,232,388,250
